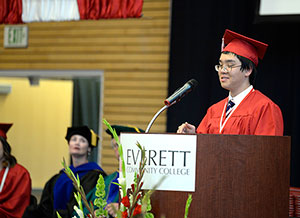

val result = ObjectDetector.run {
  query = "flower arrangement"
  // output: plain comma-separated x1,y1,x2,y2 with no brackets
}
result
57,119,192,218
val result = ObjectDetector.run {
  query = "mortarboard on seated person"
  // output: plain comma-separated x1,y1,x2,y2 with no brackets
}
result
106,125,145,160
177,29,283,136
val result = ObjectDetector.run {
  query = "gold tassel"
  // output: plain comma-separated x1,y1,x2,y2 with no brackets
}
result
90,129,98,147
127,125,141,133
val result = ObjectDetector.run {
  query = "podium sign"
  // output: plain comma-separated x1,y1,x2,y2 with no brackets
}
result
120,133,197,191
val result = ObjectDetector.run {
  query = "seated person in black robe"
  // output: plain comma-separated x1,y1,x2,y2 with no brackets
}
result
22,126,107,218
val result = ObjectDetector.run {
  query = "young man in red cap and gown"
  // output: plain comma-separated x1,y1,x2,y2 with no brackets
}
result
0,123,32,218
177,29,283,135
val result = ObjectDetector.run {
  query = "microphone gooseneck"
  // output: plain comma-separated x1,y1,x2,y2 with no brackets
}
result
164,79,198,106
146,79,199,133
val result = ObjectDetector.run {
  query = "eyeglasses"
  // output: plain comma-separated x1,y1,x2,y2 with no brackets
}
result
215,64,241,72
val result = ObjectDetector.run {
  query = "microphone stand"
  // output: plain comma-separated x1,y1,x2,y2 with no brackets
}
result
145,101,176,133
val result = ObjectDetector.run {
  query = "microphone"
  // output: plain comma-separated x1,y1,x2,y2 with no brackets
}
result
164,79,198,106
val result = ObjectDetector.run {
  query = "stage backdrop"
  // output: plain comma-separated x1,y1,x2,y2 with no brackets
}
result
167,0,300,187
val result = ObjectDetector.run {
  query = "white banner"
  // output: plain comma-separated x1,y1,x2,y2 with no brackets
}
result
22,0,80,23
120,133,197,192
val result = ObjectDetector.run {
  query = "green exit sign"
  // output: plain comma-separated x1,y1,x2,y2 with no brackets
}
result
4,25,28,48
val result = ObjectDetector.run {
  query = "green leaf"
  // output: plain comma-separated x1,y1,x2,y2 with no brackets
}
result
95,174,106,199
145,212,155,218
95,208,108,217
146,198,152,212
103,119,126,178
93,173,108,217
136,141,143,150
112,182,122,186
56,211,63,218
184,194,193,218
73,192,83,212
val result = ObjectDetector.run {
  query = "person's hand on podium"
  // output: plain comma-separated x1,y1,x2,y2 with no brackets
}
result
177,122,196,133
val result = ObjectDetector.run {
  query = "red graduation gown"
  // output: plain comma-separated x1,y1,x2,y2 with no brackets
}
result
0,163,31,218
196,90,284,136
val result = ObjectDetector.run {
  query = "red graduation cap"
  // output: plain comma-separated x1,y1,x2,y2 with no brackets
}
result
0,123,13,139
222,29,268,66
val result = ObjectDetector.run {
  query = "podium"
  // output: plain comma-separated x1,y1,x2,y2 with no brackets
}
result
150,134,291,218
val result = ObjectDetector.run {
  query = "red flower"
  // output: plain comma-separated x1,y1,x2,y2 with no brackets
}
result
122,210,128,218
121,196,130,208
133,204,142,216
